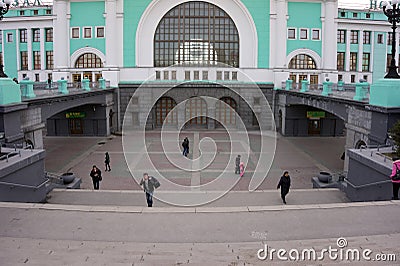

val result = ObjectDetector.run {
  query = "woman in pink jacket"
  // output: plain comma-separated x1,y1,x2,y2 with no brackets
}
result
390,159,400,200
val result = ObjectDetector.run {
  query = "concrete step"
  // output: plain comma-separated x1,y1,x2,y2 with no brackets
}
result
47,188,349,207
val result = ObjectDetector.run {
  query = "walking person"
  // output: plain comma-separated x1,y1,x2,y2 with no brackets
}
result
90,165,102,190
182,137,189,157
277,171,291,204
390,158,400,200
235,155,241,174
139,173,160,207
104,152,111,171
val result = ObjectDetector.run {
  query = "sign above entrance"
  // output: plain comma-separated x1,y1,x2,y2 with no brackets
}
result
66,112,86,119
307,111,325,119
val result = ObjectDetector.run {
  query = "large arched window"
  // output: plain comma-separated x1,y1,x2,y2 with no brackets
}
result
75,53,103,68
288,54,317,69
154,1,239,67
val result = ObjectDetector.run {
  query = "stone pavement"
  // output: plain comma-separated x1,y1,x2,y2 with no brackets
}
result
0,201,399,265
43,133,346,191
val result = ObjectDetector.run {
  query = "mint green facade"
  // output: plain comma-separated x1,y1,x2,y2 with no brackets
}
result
372,32,387,82
0,78,21,105
287,2,322,57
3,30,18,79
69,1,106,57
369,79,400,107
123,0,270,68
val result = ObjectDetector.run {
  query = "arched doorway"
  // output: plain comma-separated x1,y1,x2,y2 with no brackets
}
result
155,97,177,127
185,97,207,126
288,54,318,87
72,53,104,84
153,1,240,67
216,97,237,127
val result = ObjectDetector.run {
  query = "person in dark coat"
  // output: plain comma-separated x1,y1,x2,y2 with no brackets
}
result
104,152,111,171
182,137,189,157
139,173,160,207
277,171,291,204
90,165,102,190
235,155,241,174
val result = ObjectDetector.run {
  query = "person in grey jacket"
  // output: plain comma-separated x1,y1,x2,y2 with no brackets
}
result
139,173,160,207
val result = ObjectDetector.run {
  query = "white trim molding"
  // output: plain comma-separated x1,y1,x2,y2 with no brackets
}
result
286,48,322,69
135,0,258,68
70,47,106,68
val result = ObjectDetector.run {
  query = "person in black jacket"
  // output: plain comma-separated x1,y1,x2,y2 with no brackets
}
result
139,173,160,207
90,165,102,190
277,171,291,204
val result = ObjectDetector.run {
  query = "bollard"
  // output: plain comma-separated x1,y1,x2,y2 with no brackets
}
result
322,79,333,96
81,78,90,91
98,78,106,89
285,79,293,90
57,79,68,95
19,79,36,98
353,80,369,101
300,79,309,92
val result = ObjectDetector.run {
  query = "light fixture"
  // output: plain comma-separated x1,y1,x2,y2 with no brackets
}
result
0,0,13,20
382,0,400,78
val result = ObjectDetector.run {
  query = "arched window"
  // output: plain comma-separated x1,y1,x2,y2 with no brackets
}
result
288,54,317,69
154,1,239,67
75,53,103,68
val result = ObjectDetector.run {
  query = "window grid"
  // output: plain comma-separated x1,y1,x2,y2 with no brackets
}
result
362,53,370,72
388,32,393,45
71,28,79,39
33,51,41,70
74,53,103,68
288,28,296,39
96,27,105,38
312,29,320,40
84,27,92,38
154,1,239,67
350,30,358,44
337,52,345,71
46,51,53,70
377,34,384,44
363,31,371,44
300,29,308,40
350,52,357,71
33,29,40,42
288,54,316,69
337,30,346,43
19,29,27,43
46,28,53,42
20,51,28,70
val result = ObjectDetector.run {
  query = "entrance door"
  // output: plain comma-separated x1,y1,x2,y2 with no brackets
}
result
186,97,207,125
216,97,237,126
95,73,102,81
83,72,93,81
69,119,83,135
308,119,321,135
299,75,307,82
155,97,177,127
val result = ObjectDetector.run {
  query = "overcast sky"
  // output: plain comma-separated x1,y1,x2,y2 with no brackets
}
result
33,0,375,10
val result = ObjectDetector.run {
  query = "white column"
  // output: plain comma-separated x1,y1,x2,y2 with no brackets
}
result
370,32,375,73
358,31,363,77
345,30,351,72
40,28,46,73
322,0,338,81
275,0,287,69
105,0,117,67
15,29,20,78
27,28,33,72
53,0,69,80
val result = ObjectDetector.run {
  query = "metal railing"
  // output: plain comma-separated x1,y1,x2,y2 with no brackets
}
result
0,178,49,190
344,178,392,189
0,151,21,162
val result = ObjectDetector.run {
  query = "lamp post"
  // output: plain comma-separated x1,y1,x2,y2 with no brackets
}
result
0,0,13,20
382,0,400,78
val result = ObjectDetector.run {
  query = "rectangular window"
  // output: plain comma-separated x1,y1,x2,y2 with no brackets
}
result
19,29,27,43
366,13,371,18
20,51,28,70
337,30,346,43
194,71,199,80
340,11,346,17
7,33,13,43
363,31,371,44
71,27,80,39
33,51,41,70
155,71,161,80
352,12,358,18
232,71,238,80
216,71,222,80
337,52,345,71
83,27,92,38
287,28,296,39
362,53,370,72
388,32,393,45
96,27,105,38
46,9,52,15
350,30,358,44
202,71,208,80
32,29,40,42
300,28,308,40
185,71,191,80
35,73,39,82
19,10,24,16
338,74,343,81
163,71,169,80
351,75,355,83
377,34,384,44
46,51,53,70
387,54,393,72
363,75,368,81
45,28,53,42
350,52,358,71
312,29,320,40
0,30,2,44
33,10,38,15
171,71,177,80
